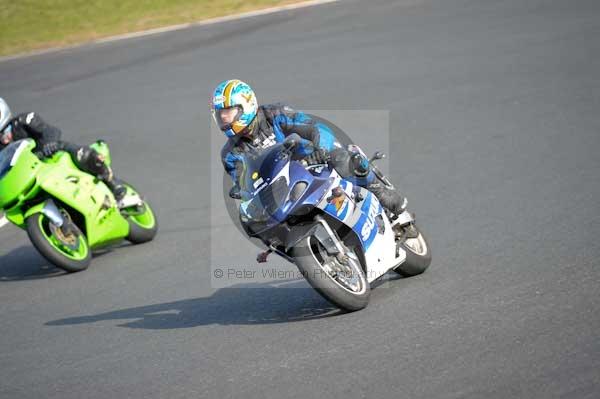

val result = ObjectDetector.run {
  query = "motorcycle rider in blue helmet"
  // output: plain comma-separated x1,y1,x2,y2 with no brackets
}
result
211,79,405,216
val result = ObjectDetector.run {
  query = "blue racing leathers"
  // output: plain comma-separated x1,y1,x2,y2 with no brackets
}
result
220,104,405,213
221,104,336,185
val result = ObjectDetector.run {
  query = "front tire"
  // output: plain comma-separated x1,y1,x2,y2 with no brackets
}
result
26,213,91,273
292,236,370,311
394,225,431,277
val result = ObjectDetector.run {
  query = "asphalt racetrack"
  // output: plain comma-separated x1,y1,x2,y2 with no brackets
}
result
1,0,599,398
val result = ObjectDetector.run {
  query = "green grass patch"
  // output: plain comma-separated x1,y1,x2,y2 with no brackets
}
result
0,0,307,56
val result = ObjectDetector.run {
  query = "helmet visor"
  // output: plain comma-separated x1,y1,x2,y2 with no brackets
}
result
214,106,243,132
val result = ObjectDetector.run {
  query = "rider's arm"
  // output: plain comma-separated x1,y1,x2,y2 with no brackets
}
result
14,112,62,144
221,145,245,197
223,153,244,199
274,106,320,143
267,104,322,158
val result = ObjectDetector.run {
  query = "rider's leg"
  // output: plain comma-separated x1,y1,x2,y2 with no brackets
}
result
329,147,406,216
365,181,406,215
64,144,127,202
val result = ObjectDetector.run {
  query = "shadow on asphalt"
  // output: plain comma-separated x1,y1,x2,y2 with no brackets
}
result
0,245,64,281
0,243,131,281
46,281,346,328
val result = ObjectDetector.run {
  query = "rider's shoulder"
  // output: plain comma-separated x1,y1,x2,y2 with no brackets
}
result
14,112,41,124
260,103,296,120
220,136,244,157
220,138,235,155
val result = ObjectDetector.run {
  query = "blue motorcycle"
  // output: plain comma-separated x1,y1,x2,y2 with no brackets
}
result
238,136,431,311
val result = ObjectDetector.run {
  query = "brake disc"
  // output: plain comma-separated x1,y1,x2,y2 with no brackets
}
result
48,211,80,251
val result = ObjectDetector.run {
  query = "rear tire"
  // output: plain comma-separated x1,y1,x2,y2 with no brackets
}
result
120,183,158,244
394,225,431,277
292,236,370,311
26,213,91,273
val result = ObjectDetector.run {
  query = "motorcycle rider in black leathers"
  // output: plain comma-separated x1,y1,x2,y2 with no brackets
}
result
0,97,126,202
212,80,405,216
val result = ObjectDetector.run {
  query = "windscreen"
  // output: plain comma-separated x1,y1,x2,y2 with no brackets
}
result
239,143,291,198
238,143,293,222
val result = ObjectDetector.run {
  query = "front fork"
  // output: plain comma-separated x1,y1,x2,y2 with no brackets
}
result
25,199,80,243
258,216,355,266
23,198,66,227
41,199,65,227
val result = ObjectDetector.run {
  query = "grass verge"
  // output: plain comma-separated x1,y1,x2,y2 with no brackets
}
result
0,0,309,56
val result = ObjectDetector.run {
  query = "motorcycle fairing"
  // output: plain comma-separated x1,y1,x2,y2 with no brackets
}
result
316,169,406,282
37,152,129,246
238,144,407,282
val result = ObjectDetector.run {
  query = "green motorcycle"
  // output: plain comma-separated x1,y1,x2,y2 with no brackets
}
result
0,139,158,272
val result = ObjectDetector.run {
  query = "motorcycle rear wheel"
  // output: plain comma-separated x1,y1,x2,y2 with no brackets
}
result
121,183,158,244
394,224,431,277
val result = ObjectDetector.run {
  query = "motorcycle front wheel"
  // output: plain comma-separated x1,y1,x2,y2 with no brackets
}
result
26,212,91,273
292,235,370,311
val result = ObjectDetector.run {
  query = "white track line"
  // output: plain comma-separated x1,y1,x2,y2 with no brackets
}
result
0,215,8,229
0,0,341,63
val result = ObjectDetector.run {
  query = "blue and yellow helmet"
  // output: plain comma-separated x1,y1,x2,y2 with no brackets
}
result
211,79,258,138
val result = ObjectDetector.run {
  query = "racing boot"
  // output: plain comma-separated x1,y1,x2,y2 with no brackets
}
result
350,151,407,217
366,181,407,217
70,145,128,205
84,148,127,204
104,177,127,203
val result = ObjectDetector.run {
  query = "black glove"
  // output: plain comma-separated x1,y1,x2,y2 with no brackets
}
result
283,133,301,150
41,142,61,157
229,185,242,200
305,148,330,165
351,152,370,176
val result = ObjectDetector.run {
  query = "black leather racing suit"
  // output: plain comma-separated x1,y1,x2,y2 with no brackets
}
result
1,112,125,199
